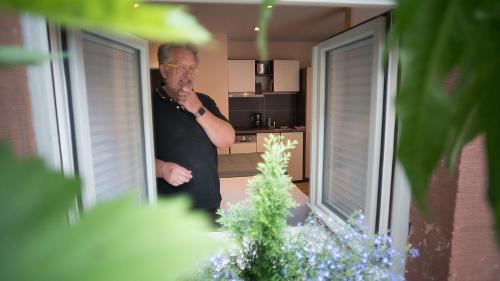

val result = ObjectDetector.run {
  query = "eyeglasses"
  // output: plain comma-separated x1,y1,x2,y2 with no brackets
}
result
165,63,198,73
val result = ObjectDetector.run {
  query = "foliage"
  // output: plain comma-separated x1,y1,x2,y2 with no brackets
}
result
201,214,416,281
216,134,298,280
256,0,276,60
390,0,500,237
0,0,210,65
0,144,221,281
0,46,66,66
198,136,415,280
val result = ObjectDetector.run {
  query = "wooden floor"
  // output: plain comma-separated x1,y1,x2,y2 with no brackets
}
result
293,180,309,196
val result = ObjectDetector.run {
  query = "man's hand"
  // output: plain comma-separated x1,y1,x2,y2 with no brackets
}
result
176,86,202,114
156,159,192,186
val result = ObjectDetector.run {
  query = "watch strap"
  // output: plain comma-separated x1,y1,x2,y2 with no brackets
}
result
193,106,206,118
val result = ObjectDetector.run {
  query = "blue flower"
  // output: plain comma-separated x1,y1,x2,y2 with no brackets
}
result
409,248,420,258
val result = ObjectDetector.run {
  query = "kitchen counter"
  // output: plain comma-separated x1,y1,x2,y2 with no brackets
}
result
220,176,310,226
218,152,261,178
235,127,305,134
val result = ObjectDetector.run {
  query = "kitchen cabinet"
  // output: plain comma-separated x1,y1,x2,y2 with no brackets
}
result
256,132,303,181
228,60,255,92
217,148,230,155
281,132,304,181
256,133,275,153
228,60,299,94
230,142,257,154
273,60,300,92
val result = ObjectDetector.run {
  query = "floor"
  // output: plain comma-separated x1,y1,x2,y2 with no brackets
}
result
294,179,309,196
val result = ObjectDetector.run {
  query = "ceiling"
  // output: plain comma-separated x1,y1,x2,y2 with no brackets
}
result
166,2,388,42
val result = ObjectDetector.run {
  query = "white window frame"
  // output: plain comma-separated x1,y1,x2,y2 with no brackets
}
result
21,16,157,210
65,29,157,209
309,12,411,271
310,16,387,234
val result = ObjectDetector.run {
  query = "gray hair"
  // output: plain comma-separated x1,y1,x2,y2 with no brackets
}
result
157,43,199,66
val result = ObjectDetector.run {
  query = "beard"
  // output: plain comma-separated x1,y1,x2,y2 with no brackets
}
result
179,77,193,89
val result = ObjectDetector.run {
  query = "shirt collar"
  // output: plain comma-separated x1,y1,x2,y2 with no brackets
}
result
156,82,185,111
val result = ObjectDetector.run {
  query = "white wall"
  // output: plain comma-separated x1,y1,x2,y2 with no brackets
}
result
194,33,229,118
228,41,315,68
351,7,390,26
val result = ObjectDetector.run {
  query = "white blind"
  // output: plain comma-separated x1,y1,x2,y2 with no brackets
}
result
322,37,374,218
82,35,146,202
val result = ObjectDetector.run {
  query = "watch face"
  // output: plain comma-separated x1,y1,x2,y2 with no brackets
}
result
195,106,205,118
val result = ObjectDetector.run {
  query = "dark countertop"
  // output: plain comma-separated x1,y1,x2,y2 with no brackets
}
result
235,127,305,134
218,152,261,178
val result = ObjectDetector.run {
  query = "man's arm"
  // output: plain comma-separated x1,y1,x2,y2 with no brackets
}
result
195,109,235,148
176,87,235,148
155,159,192,186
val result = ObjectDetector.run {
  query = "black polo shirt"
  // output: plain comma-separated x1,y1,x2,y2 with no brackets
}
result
153,85,228,209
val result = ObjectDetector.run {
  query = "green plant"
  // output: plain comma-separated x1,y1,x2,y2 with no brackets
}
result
199,136,415,281
390,0,500,238
216,134,298,280
0,0,209,65
256,0,276,60
0,144,221,281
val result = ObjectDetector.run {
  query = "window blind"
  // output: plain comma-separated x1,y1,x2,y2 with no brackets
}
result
81,35,146,203
322,37,375,219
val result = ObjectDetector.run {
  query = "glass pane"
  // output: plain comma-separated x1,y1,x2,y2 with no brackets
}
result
82,35,146,203
322,37,374,219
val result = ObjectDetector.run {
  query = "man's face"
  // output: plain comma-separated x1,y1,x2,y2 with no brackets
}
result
160,48,198,94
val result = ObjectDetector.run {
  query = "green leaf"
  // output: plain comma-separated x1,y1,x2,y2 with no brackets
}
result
257,0,276,60
217,135,298,280
482,92,500,241
473,20,500,239
0,46,66,65
0,143,222,281
0,0,210,43
393,0,462,212
392,0,500,239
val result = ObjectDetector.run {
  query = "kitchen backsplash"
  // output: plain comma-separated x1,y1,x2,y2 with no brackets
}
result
229,94,305,129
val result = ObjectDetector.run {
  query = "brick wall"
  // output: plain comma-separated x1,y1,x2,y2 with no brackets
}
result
405,138,500,280
0,10,36,156
449,137,500,280
405,160,459,281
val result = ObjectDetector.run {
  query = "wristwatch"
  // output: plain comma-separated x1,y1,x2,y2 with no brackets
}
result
193,106,206,118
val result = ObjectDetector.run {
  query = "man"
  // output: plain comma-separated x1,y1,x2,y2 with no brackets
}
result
153,43,235,222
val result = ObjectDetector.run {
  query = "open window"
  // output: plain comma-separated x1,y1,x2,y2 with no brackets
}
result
63,30,156,210
310,15,401,236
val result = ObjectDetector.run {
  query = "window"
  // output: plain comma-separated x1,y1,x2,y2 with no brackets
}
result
311,16,395,235
65,30,156,209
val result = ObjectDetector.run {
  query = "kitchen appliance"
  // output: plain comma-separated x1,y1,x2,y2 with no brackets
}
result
235,134,256,143
250,112,263,129
266,116,276,129
256,62,266,75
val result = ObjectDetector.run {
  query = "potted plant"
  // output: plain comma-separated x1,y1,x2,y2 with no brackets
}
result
197,135,417,280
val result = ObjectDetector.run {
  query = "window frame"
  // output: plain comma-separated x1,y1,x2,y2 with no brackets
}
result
21,14,157,211
65,29,157,209
309,16,395,235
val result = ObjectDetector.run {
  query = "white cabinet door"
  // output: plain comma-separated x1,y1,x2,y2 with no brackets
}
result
273,60,300,92
217,148,230,155
228,60,255,92
230,142,257,154
256,133,277,153
281,132,303,181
